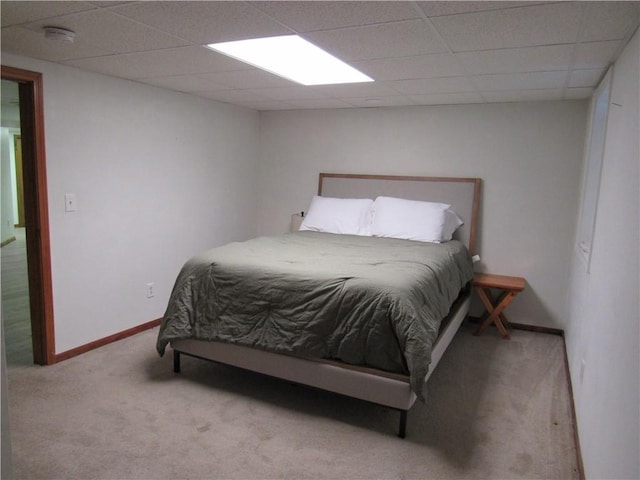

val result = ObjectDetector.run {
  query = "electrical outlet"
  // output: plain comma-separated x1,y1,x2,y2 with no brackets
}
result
146,283,155,299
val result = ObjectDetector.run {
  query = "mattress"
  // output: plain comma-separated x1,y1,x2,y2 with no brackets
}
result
156,231,473,399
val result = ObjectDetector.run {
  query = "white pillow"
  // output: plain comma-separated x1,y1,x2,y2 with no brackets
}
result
371,196,463,243
442,208,464,241
299,196,373,236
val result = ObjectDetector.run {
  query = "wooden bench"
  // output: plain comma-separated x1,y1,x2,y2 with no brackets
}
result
472,273,525,339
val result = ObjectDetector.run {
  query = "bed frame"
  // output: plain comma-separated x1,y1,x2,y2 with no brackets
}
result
171,173,482,438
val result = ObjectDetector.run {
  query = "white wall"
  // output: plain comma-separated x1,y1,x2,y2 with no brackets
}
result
258,101,588,329
1,87,21,237
565,30,639,480
0,128,15,243
1,53,260,354
0,83,21,129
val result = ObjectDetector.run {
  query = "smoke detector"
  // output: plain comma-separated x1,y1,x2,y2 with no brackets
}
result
43,26,76,43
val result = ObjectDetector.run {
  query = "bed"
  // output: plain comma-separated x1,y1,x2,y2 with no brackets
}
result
157,173,481,437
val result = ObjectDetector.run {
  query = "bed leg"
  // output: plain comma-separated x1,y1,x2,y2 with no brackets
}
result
173,350,181,373
398,410,407,439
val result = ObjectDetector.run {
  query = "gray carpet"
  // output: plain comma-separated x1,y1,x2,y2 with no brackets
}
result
2,228,33,367
6,322,579,479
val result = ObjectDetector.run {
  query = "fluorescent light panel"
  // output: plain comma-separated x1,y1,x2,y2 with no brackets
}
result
206,35,373,86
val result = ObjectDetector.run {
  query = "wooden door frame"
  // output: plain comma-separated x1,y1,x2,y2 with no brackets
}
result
1,65,55,365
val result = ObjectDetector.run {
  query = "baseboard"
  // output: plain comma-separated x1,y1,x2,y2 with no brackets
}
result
466,316,564,336
1,236,16,248
55,317,162,363
507,321,564,336
562,335,586,480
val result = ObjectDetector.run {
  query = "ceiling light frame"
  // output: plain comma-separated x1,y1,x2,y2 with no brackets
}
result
206,35,373,86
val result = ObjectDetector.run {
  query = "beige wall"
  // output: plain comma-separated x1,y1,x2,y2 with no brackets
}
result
565,29,639,480
257,101,588,329
1,53,261,353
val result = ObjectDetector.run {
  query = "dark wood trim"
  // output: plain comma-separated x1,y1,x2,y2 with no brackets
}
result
319,172,482,185
1,65,55,365
467,316,565,336
562,335,586,480
0,237,17,248
508,321,564,336
468,178,482,256
55,318,162,362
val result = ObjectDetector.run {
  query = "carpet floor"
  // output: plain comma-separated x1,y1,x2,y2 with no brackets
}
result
6,322,579,479
1,228,33,367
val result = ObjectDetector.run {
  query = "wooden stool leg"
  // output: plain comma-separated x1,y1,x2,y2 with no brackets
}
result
475,287,518,339
475,287,498,335
484,289,512,330
491,290,515,334
499,311,512,330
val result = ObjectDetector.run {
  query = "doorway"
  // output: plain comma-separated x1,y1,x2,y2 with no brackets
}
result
1,65,55,365
1,90,31,364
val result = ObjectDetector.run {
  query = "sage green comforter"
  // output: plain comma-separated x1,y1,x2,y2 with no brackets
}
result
156,231,473,399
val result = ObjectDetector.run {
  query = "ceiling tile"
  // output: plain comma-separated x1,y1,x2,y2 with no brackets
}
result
233,99,297,111
481,89,564,102
389,76,476,95
63,46,253,79
88,1,133,6
1,25,112,61
194,88,273,103
353,53,463,81
456,44,574,75
24,9,189,54
430,2,583,52
138,75,230,93
0,1,97,27
474,71,568,91
564,87,594,100
580,2,640,42
342,95,417,108
250,86,330,101
111,1,293,45
1,1,638,111
250,1,420,32
407,91,484,105
197,69,295,89
568,68,606,88
305,19,448,61
415,2,557,18
573,40,623,70
311,81,402,98
60,53,151,78
285,98,355,109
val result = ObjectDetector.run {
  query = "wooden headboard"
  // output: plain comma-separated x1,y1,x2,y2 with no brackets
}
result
318,173,482,255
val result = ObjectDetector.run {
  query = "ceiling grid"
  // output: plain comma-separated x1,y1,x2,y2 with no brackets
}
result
1,1,638,110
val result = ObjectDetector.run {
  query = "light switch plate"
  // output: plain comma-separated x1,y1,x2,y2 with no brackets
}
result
65,193,77,212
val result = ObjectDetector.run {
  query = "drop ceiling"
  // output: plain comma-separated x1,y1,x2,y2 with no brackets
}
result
1,1,639,111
